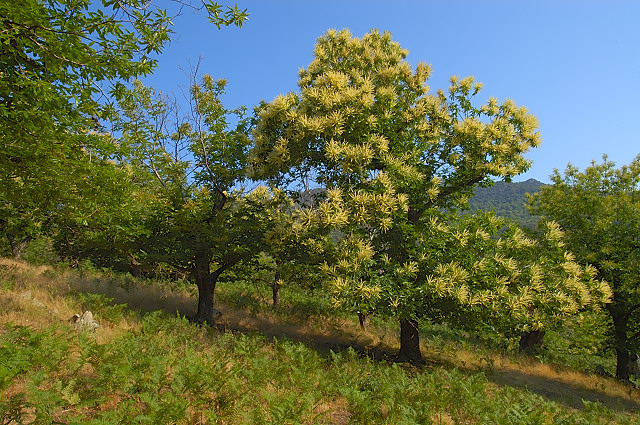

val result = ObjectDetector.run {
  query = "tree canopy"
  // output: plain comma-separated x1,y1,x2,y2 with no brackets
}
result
0,3,624,374
111,73,262,323
530,155,640,379
250,29,610,362
0,0,247,256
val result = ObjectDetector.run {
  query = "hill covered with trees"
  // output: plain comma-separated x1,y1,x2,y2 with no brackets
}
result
467,179,545,228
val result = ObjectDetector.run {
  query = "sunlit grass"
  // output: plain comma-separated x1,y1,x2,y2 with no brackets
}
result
1,258,639,424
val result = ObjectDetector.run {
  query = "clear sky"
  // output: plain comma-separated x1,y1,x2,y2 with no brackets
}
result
144,0,640,183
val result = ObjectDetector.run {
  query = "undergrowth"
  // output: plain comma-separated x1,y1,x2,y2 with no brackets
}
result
0,312,638,424
216,278,337,320
1,260,639,424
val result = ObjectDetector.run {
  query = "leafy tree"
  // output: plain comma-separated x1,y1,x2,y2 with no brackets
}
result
114,76,282,324
250,29,610,362
0,176,50,259
52,156,162,275
153,185,284,323
0,0,247,257
254,194,326,307
321,208,611,356
529,156,640,379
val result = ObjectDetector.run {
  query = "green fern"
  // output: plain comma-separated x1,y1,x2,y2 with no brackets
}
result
59,378,81,406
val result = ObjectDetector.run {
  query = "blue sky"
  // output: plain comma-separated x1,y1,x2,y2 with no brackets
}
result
144,0,640,183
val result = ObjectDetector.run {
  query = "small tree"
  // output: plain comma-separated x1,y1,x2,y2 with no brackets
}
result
530,156,640,379
257,191,329,308
251,29,610,362
114,76,285,324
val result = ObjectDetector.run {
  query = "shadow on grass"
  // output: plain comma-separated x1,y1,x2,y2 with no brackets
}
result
72,275,640,414
70,276,197,318
486,366,640,412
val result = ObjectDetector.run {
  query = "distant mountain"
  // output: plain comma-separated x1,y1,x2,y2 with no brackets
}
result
468,179,545,228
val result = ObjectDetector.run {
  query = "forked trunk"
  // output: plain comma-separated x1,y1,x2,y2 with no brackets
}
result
7,233,30,260
518,330,545,354
193,254,243,325
398,319,423,364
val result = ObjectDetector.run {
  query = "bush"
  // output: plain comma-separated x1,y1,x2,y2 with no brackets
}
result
540,310,615,372
21,236,61,265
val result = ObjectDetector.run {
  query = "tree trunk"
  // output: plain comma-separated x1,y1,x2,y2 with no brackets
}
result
193,253,218,325
616,348,631,381
7,233,30,259
192,254,243,325
518,330,545,354
610,302,631,380
272,269,281,307
607,297,633,380
398,319,423,364
358,312,370,330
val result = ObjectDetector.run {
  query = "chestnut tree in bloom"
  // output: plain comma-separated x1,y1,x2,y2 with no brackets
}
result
250,29,611,362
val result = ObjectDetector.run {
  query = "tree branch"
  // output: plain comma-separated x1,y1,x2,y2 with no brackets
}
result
431,174,486,207
408,173,486,223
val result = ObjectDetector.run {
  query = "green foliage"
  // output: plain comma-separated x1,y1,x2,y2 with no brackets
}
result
0,325,61,392
530,155,640,378
249,188,330,309
541,310,615,372
19,236,61,266
0,0,153,256
0,324,75,424
216,276,336,319
52,160,157,275
324,209,611,339
74,292,129,324
111,75,273,323
250,28,564,360
0,0,247,261
0,287,637,425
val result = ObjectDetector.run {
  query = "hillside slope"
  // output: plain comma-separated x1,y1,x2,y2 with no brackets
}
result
1,258,639,424
468,179,544,227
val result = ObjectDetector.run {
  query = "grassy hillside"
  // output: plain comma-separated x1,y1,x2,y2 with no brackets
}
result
468,179,544,228
1,258,639,424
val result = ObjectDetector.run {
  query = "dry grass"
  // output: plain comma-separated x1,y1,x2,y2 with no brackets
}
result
0,258,75,328
486,356,640,410
415,329,640,411
313,397,350,425
1,257,639,414
0,258,187,341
